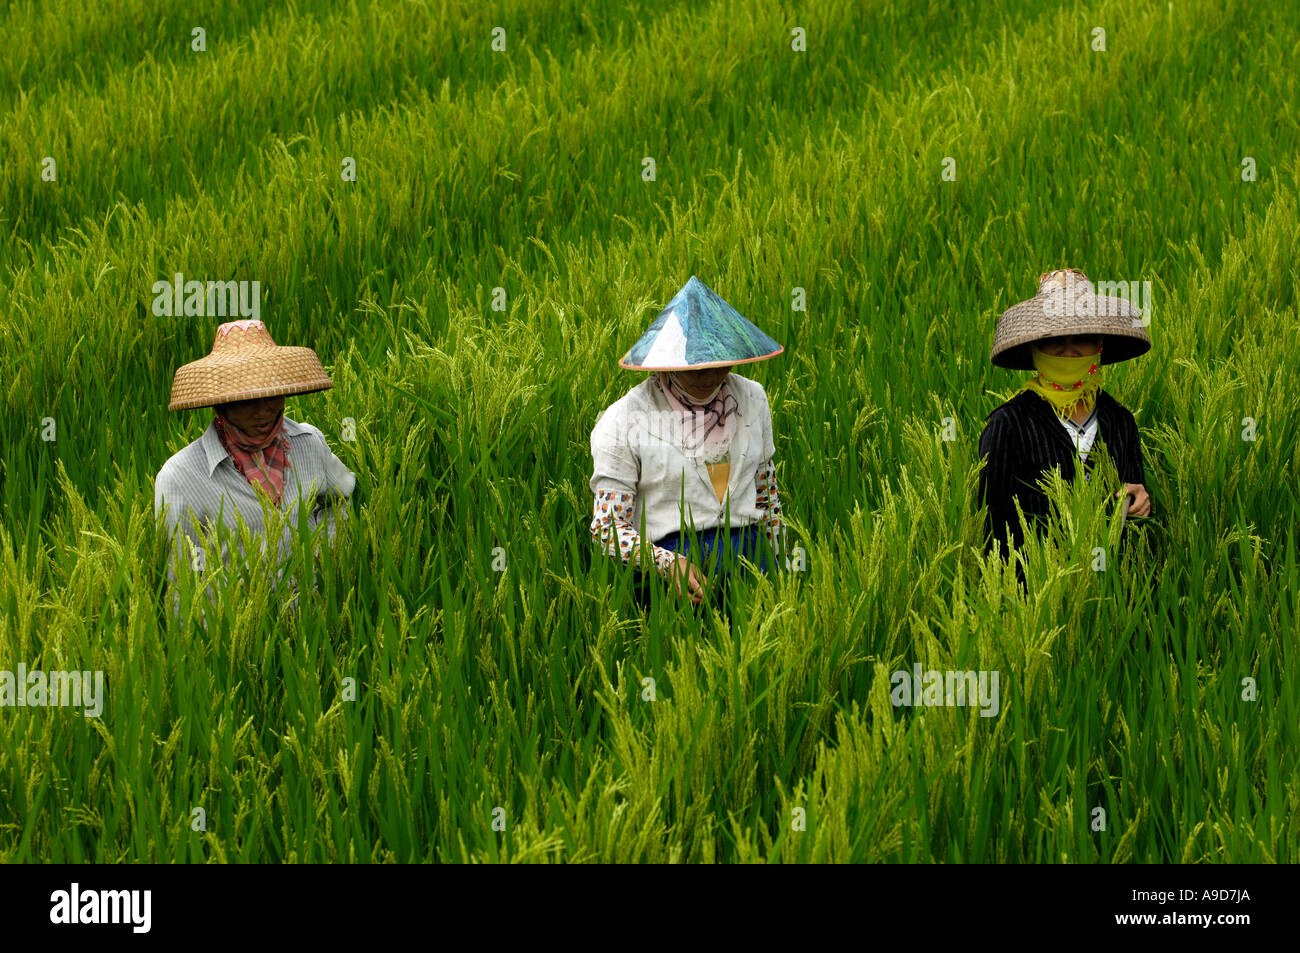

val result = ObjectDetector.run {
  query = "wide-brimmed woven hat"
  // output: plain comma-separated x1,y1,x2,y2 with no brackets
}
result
990,269,1151,370
167,320,332,411
619,275,783,371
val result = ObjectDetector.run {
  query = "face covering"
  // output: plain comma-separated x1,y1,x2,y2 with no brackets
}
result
656,371,737,452
213,409,291,504
1015,343,1103,419
668,371,726,405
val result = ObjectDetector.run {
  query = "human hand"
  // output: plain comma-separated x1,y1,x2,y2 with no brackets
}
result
1118,483,1152,517
669,554,707,605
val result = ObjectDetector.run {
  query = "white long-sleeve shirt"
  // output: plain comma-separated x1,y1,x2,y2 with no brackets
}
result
588,373,784,574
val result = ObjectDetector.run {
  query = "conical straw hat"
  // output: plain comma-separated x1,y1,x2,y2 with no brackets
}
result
619,275,783,371
990,269,1152,370
167,320,333,411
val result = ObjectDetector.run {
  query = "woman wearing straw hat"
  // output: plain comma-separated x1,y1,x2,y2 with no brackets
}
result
979,269,1153,558
588,276,787,609
155,319,355,612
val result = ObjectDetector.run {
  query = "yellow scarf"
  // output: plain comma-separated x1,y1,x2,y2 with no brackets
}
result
1013,346,1103,419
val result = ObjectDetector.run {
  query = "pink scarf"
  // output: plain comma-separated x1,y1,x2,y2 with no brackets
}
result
214,411,291,504
656,371,738,453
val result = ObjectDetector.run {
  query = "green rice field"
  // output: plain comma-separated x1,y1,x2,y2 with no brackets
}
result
1,0,1298,862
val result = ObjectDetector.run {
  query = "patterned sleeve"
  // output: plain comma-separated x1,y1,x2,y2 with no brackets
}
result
754,457,788,567
753,383,788,568
590,485,678,576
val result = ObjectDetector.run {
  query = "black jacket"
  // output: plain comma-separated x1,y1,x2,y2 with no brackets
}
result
977,389,1147,554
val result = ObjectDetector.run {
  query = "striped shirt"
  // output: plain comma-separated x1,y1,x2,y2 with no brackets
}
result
977,390,1147,557
154,415,356,610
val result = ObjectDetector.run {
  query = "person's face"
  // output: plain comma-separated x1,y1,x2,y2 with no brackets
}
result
217,395,285,439
673,365,733,399
1037,335,1101,357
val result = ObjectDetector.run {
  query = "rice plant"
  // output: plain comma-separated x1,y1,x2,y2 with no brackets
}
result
0,0,1297,862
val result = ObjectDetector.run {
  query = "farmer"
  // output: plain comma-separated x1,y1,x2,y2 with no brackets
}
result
978,269,1153,559
154,319,355,616
589,275,787,610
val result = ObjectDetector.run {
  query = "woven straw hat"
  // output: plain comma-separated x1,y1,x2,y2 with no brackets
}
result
167,320,332,411
619,275,783,371
990,269,1152,370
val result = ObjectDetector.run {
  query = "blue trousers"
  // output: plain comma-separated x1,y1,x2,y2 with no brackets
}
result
632,524,771,610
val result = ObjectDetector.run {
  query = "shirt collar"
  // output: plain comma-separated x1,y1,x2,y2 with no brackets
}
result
199,415,305,476
1019,390,1095,456
1063,404,1099,430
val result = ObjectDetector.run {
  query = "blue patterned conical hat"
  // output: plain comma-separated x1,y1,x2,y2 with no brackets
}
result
619,276,783,370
